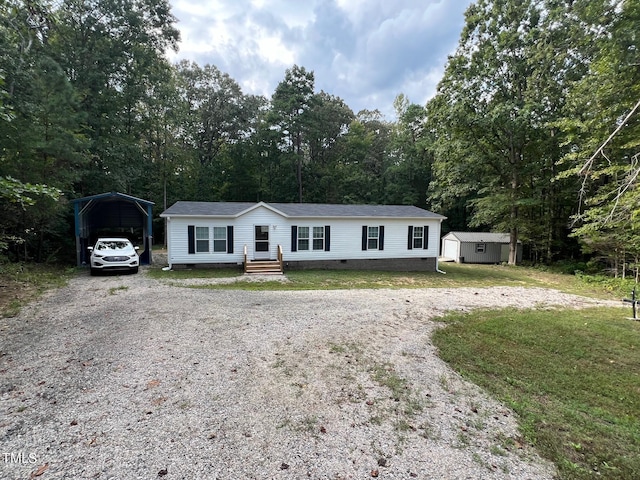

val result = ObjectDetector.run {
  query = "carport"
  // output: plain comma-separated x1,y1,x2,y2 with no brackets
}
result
72,192,154,266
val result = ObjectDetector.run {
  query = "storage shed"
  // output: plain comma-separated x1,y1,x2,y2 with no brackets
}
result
72,192,154,266
441,232,522,264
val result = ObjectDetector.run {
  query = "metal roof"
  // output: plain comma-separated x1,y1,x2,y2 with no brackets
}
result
443,232,519,243
161,201,445,219
71,191,155,206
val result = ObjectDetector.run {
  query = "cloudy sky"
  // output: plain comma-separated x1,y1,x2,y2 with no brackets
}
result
167,0,474,119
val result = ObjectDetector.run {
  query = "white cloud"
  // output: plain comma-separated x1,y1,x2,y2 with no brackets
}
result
168,0,474,119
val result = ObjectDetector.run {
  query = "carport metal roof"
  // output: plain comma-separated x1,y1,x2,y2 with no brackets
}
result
72,192,154,266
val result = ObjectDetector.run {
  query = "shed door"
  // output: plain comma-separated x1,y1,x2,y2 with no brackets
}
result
443,239,458,261
254,225,270,260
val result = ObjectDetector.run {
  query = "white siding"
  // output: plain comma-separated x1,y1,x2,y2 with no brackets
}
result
166,205,442,265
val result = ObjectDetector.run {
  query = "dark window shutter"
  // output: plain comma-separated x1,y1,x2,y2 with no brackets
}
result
227,226,234,253
379,225,385,251
291,226,298,252
325,225,331,251
188,225,195,254
361,226,367,250
407,226,414,250
423,225,429,249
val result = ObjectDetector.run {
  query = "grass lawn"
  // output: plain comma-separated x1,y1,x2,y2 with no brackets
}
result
432,307,640,480
146,262,633,299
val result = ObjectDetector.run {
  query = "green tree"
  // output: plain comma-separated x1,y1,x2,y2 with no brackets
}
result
269,65,316,202
174,61,265,201
561,0,640,275
0,0,86,260
385,95,433,209
51,0,180,195
303,91,354,203
335,110,391,204
428,0,581,264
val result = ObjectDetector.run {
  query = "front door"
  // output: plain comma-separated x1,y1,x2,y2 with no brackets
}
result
254,225,270,259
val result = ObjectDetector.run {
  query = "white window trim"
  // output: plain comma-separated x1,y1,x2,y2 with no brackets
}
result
298,226,310,251
312,226,325,251
212,226,227,253
413,226,424,249
368,226,379,250
195,226,209,253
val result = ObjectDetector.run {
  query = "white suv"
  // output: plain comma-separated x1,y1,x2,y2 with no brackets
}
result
88,238,139,275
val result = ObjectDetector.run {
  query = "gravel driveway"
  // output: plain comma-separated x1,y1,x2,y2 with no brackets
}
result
0,269,616,479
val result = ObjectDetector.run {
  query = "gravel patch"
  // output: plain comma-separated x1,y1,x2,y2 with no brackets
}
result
0,269,617,479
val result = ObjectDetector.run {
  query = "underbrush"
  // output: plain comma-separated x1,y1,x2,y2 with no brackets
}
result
0,262,72,317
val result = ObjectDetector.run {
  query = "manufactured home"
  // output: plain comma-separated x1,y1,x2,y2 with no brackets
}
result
441,232,522,264
160,202,446,272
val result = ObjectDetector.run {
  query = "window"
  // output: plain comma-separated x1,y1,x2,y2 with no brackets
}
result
475,243,486,254
313,227,324,250
413,226,424,249
195,227,209,253
292,225,330,252
362,225,384,251
213,226,226,252
368,226,379,250
298,227,309,251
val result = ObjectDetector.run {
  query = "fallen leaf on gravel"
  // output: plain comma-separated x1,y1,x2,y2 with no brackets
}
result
70,419,78,426
371,469,379,477
319,426,326,434
377,458,388,467
280,463,289,470
158,468,168,476
146,380,160,390
30,463,49,477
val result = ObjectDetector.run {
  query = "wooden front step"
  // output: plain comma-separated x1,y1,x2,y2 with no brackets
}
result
245,260,283,275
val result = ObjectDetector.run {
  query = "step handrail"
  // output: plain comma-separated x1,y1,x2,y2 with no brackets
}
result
277,244,283,272
243,244,248,273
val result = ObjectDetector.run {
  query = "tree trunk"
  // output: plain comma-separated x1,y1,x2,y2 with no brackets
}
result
509,223,518,265
509,165,519,266
296,132,303,203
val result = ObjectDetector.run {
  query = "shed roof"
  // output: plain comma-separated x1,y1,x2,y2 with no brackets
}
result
161,201,445,219
444,232,519,243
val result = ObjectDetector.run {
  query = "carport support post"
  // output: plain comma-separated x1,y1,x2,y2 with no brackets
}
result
146,203,153,265
74,202,81,266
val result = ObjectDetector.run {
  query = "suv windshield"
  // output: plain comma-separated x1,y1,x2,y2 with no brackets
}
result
96,241,131,250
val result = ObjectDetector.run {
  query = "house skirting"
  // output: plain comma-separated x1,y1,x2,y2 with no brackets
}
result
284,257,437,272
168,257,437,272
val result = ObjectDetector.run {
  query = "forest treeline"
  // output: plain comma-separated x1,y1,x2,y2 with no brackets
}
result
0,0,638,272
